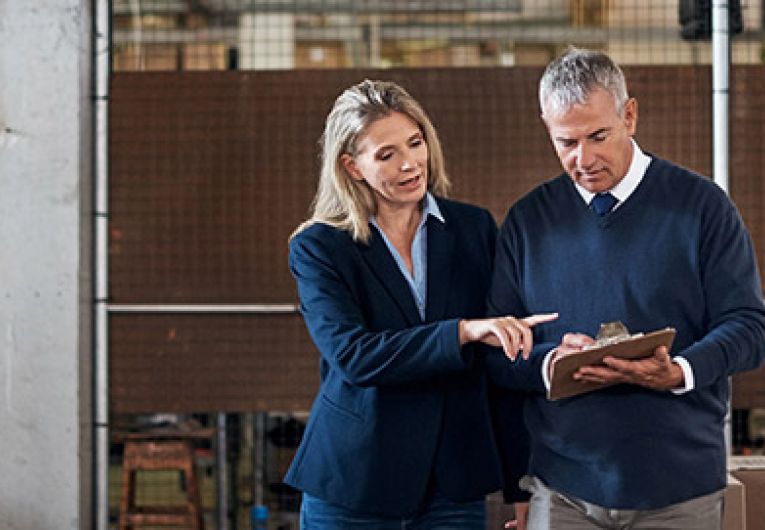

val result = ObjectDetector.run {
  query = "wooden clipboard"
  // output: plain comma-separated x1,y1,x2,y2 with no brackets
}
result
548,327,676,401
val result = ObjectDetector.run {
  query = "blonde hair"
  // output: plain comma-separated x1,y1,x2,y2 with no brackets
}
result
292,79,450,243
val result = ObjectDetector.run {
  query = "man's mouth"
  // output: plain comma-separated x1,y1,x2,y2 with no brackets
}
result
577,169,605,179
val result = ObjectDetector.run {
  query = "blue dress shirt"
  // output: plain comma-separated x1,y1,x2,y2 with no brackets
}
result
371,192,444,321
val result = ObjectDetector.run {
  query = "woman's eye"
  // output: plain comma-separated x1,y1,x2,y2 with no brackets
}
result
379,152,393,161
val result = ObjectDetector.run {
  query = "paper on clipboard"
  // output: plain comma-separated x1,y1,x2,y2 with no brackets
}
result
548,327,676,401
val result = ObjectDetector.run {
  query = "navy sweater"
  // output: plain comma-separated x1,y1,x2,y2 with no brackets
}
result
487,157,765,509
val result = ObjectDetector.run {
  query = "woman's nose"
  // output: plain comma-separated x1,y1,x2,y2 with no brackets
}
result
400,157,415,171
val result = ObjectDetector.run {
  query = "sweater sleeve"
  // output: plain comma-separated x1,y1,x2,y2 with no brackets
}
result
483,209,545,504
678,189,765,388
484,211,554,393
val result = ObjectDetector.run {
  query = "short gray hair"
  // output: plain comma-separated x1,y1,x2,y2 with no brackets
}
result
539,47,628,117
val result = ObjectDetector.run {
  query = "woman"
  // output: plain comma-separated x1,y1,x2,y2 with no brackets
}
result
286,79,554,529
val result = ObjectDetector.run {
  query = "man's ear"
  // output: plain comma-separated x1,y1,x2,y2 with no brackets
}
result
341,153,364,181
539,113,556,145
540,110,556,134
623,97,638,136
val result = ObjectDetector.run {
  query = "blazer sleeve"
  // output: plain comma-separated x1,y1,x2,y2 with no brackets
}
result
289,226,471,388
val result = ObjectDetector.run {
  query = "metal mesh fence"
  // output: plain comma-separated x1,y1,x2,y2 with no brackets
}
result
112,1,764,71
107,1,765,529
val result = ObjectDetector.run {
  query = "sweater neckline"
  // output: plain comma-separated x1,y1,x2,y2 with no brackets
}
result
566,157,659,227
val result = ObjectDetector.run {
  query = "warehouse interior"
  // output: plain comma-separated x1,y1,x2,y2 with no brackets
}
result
2,1,765,529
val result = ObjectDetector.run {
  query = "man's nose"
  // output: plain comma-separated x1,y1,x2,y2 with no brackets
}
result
575,143,595,169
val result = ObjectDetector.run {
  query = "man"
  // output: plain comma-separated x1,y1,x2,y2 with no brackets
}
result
488,48,765,529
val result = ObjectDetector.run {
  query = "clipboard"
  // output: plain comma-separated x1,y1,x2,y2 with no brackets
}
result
548,327,676,401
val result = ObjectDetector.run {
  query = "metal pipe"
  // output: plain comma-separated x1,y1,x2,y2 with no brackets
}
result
712,0,730,193
712,0,732,456
216,413,230,530
253,412,266,507
108,303,299,313
369,14,381,68
93,0,111,527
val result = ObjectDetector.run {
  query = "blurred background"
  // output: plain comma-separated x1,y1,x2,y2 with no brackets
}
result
105,1,765,529
6,1,765,529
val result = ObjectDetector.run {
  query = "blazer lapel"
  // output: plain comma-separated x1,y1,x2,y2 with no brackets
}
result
425,216,454,322
360,225,422,326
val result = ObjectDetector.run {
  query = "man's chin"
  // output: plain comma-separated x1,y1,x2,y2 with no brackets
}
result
575,178,609,194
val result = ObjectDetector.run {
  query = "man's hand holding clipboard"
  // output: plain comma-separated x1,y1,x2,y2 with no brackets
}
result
548,323,678,400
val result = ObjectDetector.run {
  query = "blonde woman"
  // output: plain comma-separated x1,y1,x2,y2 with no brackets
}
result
287,80,554,529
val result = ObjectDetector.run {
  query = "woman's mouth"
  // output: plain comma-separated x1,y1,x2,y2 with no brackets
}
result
398,174,421,188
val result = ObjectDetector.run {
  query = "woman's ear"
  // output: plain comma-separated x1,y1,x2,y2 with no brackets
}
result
340,153,364,181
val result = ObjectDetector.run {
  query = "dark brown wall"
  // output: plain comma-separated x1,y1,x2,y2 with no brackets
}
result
109,66,765,413
110,314,317,412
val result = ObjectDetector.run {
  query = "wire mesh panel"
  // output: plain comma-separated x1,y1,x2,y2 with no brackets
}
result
731,65,765,417
109,65,728,303
109,313,318,413
107,1,765,528
112,0,764,71
109,71,322,303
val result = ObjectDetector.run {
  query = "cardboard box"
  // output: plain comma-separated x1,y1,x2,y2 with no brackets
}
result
113,43,179,71
724,473,746,530
729,456,765,530
182,43,227,71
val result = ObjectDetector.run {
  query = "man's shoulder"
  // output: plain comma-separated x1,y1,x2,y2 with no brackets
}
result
648,156,713,185
647,157,727,200
508,173,570,213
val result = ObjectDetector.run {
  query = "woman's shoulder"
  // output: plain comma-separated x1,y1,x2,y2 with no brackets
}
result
434,196,495,226
290,221,352,255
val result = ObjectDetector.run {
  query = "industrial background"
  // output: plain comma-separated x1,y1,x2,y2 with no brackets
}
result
2,1,765,529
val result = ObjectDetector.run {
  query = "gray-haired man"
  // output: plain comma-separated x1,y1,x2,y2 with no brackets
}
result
488,48,765,529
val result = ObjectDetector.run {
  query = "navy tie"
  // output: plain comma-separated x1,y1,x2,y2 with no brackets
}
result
591,192,618,216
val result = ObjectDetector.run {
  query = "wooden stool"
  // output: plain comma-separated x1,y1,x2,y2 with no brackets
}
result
117,435,207,529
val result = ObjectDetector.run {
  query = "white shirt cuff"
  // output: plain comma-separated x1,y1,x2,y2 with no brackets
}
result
671,356,695,394
541,349,556,391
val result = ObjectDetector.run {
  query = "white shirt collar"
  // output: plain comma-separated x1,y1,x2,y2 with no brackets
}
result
574,139,652,207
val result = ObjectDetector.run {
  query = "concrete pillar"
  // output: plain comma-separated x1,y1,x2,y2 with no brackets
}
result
0,1,92,529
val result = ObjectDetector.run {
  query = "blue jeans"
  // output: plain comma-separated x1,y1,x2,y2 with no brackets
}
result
300,492,485,529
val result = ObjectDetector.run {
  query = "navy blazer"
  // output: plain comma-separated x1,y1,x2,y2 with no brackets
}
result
284,197,504,517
